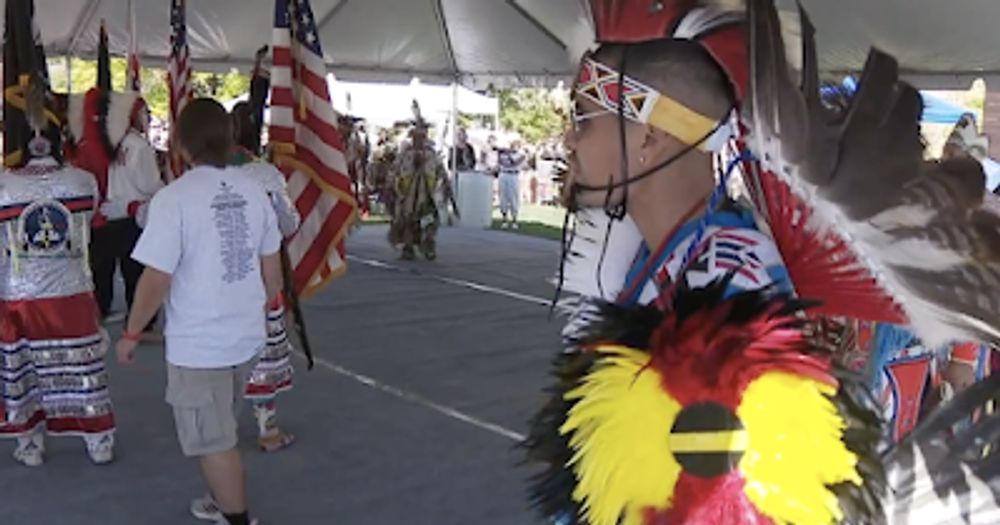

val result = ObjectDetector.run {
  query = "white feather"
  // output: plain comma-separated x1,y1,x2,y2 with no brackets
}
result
868,204,936,230
874,237,968,271
886,445,1000,524
64,90,139,150
673,7,743,40
559,208,644,302
105,91,139,148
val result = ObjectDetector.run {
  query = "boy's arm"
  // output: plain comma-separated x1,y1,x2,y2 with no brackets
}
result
124,267,172,335
261,251,282,304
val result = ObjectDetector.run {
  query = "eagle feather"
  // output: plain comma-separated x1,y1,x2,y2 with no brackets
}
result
746,0,1000,347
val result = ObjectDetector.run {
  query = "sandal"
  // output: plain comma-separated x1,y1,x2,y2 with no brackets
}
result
257,431,296,453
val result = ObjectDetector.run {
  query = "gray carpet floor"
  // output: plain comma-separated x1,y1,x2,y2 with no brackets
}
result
0,224,562,525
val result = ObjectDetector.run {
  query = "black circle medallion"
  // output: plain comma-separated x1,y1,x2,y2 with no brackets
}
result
669,401,746,478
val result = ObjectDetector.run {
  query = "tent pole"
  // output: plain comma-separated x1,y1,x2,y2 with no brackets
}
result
449,81,458,172
449,80,459,201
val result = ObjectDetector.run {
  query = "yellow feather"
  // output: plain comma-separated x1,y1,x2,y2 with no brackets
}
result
738,372,861,525
561,346,683,525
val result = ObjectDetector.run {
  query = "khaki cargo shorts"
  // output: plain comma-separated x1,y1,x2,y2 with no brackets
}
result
165,358,257,457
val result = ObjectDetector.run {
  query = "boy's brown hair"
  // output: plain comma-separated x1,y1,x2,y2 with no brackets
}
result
176,97,233,168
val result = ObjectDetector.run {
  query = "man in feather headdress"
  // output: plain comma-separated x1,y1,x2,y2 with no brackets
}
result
65,22,162,326
389,107,447,260
0,0,115,466
527,1,1000,523
339,114,370,218
368,128,400,217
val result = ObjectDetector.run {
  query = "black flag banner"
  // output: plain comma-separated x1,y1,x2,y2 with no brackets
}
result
3,0,61,168
97,19,111,92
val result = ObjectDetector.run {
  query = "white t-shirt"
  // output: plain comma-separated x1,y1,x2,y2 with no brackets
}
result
132,165,281,368
108,131,163,204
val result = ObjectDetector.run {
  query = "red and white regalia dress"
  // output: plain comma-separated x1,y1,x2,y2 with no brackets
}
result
237,158,299,402
0,158,115,444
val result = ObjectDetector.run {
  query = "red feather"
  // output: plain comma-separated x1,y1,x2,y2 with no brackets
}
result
590,0,698,43
647,298,836,410
67,87,115,229
742,159,907,324
589,0,748,100
650,473,774,524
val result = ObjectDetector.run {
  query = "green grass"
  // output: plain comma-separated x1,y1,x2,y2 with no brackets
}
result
359,204,570,242
359,213,391,225
490,204,567,241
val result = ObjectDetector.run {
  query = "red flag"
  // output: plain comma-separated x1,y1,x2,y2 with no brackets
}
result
269,0,357,296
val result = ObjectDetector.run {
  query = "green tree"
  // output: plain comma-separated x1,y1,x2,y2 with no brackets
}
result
498,88,567,143
46,58,250,119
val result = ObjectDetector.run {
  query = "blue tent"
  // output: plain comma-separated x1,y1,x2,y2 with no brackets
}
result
830,77,972,124
821,77,997,191
921,92,973,124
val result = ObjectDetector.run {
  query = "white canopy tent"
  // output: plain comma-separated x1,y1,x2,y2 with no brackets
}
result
327,79,499,127
223,76,499,132
17,0,591,88
9,0,1000,89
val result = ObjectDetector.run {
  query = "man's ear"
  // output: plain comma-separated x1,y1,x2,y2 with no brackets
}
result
638,126,675,163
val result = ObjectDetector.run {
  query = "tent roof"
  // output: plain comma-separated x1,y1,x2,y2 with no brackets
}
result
15,0,1000,88
776,0,1000,88
23,0,591,87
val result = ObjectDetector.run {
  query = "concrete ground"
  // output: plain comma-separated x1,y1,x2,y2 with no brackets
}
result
0,224,562,525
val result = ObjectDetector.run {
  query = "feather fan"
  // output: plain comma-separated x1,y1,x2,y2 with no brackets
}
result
745,0,1000,347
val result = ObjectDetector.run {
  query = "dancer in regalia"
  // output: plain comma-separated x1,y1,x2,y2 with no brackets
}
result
0,0,115,466
389,106,448,261
225,45,300,453
527,1,1000,523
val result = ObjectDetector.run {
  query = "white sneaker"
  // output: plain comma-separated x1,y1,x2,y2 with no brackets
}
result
500,222,509,229
85,434,115,465
511,222,519,230
191,494,223,522
13,435,44,467
192,495,260,525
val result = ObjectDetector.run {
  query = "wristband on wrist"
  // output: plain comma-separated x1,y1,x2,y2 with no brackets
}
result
122,330,142,342
267,295,284,309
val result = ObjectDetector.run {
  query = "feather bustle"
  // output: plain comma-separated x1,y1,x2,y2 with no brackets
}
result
747,0,1000,346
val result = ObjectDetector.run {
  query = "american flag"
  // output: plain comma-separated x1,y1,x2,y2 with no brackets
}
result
270,0,356,297
167,0,191,180
126,0,140,91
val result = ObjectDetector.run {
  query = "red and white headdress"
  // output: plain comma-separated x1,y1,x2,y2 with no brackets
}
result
571,0,747,152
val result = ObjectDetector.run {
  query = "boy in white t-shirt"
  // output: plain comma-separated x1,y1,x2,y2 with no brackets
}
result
115,98,281,525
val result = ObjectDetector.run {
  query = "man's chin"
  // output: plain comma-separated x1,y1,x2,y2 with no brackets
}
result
563,190,624,212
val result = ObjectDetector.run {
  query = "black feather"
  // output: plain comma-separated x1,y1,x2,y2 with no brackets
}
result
525,272,887,522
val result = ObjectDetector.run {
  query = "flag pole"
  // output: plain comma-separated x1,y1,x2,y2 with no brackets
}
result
65,55,72,92
127,0,140,91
